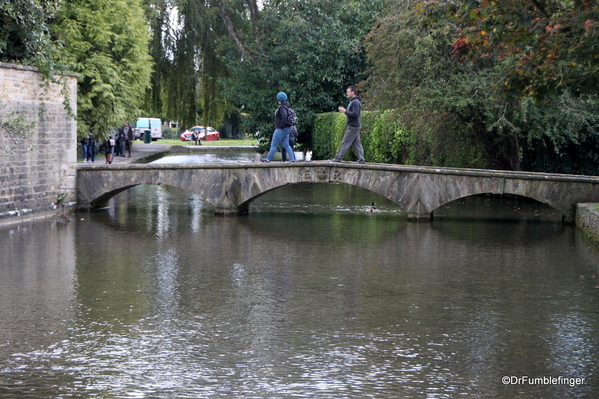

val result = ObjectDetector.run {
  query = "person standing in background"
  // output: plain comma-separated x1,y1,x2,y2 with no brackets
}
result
123,122,134,156
80,136,89,163
85,134,96,163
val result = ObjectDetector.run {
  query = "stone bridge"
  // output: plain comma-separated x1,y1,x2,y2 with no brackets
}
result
76,162,599,222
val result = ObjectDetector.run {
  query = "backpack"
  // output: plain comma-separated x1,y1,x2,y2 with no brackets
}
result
284,105,297,127
109,138,115,147
289,126,299,140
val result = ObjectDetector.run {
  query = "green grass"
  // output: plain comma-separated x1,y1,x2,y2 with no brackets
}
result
155,139,256,146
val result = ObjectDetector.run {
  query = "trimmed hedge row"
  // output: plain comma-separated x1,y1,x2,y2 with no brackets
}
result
311,109,487,168
311,109,415,163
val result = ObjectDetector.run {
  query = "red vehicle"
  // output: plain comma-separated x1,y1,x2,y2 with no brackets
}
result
180,126,220,141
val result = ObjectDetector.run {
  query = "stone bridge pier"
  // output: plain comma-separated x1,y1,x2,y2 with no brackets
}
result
77,162,599,223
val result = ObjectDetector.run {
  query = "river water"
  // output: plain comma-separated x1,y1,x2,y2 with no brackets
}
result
1,162,599,398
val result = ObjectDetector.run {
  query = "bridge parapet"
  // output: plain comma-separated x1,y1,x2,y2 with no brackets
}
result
77,162,599,222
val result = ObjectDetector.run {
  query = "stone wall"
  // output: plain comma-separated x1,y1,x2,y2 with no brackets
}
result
576,203,599,245
0,62,77,224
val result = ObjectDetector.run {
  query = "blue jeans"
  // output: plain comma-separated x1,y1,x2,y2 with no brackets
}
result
266,127,295,162
85,144,95,162
282,137,296,162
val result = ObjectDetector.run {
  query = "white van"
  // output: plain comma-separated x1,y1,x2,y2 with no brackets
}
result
134,118,162,140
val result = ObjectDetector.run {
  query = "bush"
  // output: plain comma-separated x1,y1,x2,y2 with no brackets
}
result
310,107,494,167
311,113,344,160
311,110,416,163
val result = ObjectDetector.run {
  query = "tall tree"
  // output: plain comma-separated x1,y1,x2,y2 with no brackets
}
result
144,0,170,118
54,0,153,137
143,0,231,130
363,0,522,169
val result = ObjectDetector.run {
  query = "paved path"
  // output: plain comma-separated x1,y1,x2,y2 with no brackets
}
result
83,143,256,165
83,143,170,165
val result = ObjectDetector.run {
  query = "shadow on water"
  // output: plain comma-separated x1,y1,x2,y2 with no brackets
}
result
434,193,563,222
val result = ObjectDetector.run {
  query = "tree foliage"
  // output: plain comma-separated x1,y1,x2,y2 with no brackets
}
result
54,0,152,137
363,1,514,168
142,0,230,130
0,0,60,63
218,0,383,149
420,0,599,99
363,0,599,173
142,0,382,141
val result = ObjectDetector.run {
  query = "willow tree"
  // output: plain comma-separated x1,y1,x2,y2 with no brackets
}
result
54,0,153,137
143,0,232,130
144,0,382,139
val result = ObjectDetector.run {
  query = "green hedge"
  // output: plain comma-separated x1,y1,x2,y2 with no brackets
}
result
311,109,487,167
311,109,416,163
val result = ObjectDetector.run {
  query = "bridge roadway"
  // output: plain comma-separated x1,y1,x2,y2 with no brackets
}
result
76,160,599,222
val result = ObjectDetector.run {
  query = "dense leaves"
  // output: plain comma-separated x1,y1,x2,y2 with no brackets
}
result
143,0,231,130
220,0,383,150
362,0,599,173
54,0,152,137
421,0,599,99
362,1,511,168
0,0,60,63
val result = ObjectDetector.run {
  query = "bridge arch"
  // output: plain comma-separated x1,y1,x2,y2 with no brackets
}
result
431,192,563,220
88,185,142,209
236,181,404,215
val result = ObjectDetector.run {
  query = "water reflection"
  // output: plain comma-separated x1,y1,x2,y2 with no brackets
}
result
0,184,598,398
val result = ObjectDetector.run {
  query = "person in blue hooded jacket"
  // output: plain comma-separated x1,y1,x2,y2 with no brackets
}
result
261,92,296,163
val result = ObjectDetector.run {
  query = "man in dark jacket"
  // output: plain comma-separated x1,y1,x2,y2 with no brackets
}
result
331,85,365,164
123,122,134,156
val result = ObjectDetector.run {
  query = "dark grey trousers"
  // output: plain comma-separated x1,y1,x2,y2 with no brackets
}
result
333,125,365,163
